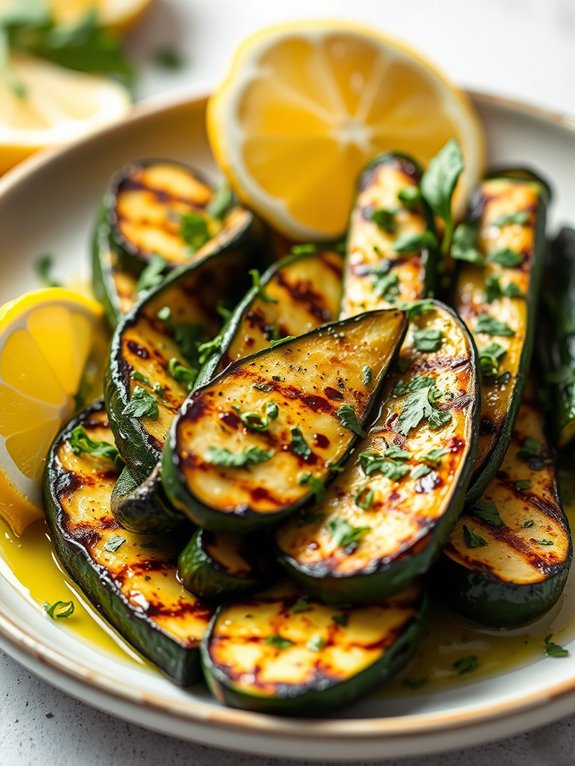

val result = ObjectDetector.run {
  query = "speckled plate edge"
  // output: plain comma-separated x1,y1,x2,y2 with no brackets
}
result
0,88,575,760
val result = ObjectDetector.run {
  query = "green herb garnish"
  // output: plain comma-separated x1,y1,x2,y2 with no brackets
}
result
413,327,443,353
236,402,279,432
544,634,569,658
354,485,374,509
463,525,487,548
167,357,198,390
488,249,524,268
290,427,311,459
131,371,150,385
491,211,530,227
397,186,421,207
269,335,295,348
291,243,317,255
291,597,311,614
538,539,554,546
328,518,370,548
103,534,126,553
122,386,159,419
417,447,449,466
395,376,452,436
453,655,479,674
485,275,524,303
373,270,400,301
265,635,294,650
206,182,235,220
362,366,373,386
308,636,326,652
392,230,438,253
180,212,210,252
153,47,184,71
522,520,535,528
34,254,61,286
136,255,167,294
471,501,504,527
478,342,507,378
475,313,515,337
249,268,277,303
515,479,532,491
404,676,429,689
197,333,224,364
371,208,396,233
205,445,274,468
411,464,432,479
44,600,75,620
451,223,483,264
337,404,365,436
359,452,410,480
385,445,412,460
298,472,325,503
68,426,122,467
420,138,464,253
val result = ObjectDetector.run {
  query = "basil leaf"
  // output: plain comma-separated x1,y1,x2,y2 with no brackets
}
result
392,230,438,254
475,313,515,337
337,405,365,436
421,138,464,253
371,208,396,233
463,525,487,548
413,327,443,353
451,223,484,264
122,386,159,419
180,212,210,252
471,500,504,527
488,249,524,268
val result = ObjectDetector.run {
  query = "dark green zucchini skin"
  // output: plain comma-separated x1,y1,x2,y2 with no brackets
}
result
111,464,186,534
105,246,253,484
178,529,275,601
437,388,572,628
105,158,262,274
341,151,438,318
91,212,140,330
199,247,344,383
201,580,427,715
540,227,575,448
277,300,480,605
162,310,407,534
43,402,212,685
453,168,551,505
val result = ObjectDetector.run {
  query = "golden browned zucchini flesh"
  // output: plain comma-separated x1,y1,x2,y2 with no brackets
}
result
162,310,408,533
341,152,437,318
439,386,572,628
201,579,426,715
278,300,479,603
43,402,212,684
453,170,549,502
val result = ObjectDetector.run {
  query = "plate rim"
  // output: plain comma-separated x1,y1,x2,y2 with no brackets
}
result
1,86,575,746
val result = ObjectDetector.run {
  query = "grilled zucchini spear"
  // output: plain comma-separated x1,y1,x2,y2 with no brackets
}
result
341,152,437,318
162,310,408,533
201,580,426,715
540,227,575,447
452,169,550,503
43,402,212,685
278,300,479,604
439,385,572,628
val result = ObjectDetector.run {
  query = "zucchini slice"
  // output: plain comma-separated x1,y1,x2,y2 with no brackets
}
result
110,464,185,534
540,227,575,447
43,402,212,685
439,386,572,628
201,579,426,715
341,152,437,318
91,213,139,329
106,159,260,271
277,300,479,604
202,247,344,380
105,246,252,483
162,309,408,533
178,528,274,600
453,169,550,503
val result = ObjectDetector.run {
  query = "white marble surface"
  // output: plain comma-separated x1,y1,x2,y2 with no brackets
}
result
2,1,575,763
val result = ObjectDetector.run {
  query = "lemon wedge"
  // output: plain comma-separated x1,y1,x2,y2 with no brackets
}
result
208,21,485,240
0,53,131,175
0,288,107,535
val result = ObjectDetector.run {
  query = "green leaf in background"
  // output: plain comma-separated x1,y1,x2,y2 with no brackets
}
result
421,139,464,254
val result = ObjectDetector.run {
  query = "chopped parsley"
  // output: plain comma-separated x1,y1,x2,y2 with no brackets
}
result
538,539,554,546
491,211,530,227
371,208,396,233
136,255,167,294
103,535,126,553
249,268,277,303
269,335,295,348
417,447,449,466
471,501,504,527
488,249,524,268
44,600,75,620
34,254,61,286
515,479,532,491
392,230,438,253
204,445,275,468
290,427,311,459
420,138,464,253
453,655,479,674
291,597,311,614
359,452,410,480
291,243,317,255
131,371,150,385
235,402,279,432
451,223,483,264
522,520,535,528
180,212,210,252
411,464,432,479
517,438,541,460
362,366,373,386
354,485,374,509
478,342,507,378
413,327,443,353
373,270,400,301
475,313,515,337
394,376,452,436
68,426,122,467
167,357,198,390
265,635,294,650
206,182,235,220
307,636,326,652
544,634,569,658
123,386,159,419
337,404,365,436
328,518,370,549
298,472,325,503
197,333,224,364
171,322,204,365
485,274,524,303
463,525,487,548
397,186,422,207
385,445,412,460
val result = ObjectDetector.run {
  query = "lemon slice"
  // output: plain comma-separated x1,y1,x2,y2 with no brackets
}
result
0,288,106,535
208,21,485,240
0,54,131,175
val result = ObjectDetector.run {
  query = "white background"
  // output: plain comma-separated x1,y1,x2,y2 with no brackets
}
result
2,1,575,764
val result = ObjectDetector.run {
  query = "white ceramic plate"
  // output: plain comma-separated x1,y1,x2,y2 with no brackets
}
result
1,91,575,761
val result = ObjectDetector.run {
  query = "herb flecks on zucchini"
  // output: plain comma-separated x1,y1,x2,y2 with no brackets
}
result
341,153,437,318
107,160,255,269
105,247,251,482
178,528,273,600
453,170,549,502
210,249,343,377
162,310,407,532
278,301,479,603
43,402,212,685
440,387,572,628
201,580,426,715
